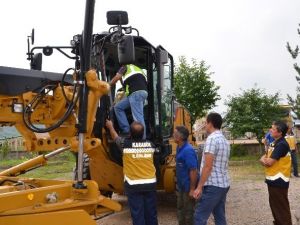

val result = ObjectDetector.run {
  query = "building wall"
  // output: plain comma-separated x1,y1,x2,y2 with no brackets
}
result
0,137,23,151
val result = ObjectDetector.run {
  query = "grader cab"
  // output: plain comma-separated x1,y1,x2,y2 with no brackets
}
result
0,1,193,225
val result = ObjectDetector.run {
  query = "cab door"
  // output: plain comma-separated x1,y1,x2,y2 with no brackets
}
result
155,46,174,140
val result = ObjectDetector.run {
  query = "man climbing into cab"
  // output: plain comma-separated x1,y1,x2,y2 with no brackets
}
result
110,64,148,139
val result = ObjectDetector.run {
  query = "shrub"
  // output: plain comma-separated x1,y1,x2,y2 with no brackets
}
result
0,140,10,159
230,144,247,157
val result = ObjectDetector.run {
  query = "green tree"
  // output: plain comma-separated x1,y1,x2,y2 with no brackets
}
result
287,87,300,118
174,56,220,124
225,87,284,145
0,139,10,159
287,24,300,118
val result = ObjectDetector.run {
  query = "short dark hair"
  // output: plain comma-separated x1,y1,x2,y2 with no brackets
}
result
175,126,189,141
273,121,288,137
130,121,144,140
206,112,222,129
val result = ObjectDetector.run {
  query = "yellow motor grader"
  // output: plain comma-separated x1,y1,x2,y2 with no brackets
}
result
0,1,193,225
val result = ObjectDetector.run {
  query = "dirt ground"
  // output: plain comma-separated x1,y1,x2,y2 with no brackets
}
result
97,176,300,225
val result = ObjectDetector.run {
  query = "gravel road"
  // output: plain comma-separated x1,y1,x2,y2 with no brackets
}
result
98,177,300,225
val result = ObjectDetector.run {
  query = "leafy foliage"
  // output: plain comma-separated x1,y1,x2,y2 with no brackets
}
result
0,139,10,159
225,87,285,144
286,42,299,59
174,56,220,123
287,87,300,118
287,24,300,117
230,144,248,157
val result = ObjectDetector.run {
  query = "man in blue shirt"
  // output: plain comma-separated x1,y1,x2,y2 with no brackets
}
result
264,129,275,152
174,125,198,225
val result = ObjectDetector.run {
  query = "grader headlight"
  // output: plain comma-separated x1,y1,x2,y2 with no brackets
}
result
12,103,23,113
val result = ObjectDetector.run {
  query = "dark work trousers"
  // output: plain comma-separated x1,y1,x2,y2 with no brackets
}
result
126,188,158,225
177,191,195,225
291,150,299,176
267,185,292,225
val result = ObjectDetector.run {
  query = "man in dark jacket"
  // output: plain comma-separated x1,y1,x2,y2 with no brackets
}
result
260,121,292,225
110,64,148,138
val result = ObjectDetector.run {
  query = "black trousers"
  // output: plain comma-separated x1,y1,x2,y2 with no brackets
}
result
291,150,299,176
267,185,292,225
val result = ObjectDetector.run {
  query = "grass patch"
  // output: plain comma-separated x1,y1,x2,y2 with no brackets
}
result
0,158,28,167
228,154,265,181
19,160,75,180
1,151,76,180
229,161,265,181
230,154,261,161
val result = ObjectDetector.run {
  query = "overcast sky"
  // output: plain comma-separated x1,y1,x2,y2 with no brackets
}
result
1,0,300,113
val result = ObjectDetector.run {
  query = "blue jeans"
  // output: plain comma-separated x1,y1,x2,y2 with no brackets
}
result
194,185,230,225
114,90,148,138
126,189,158,225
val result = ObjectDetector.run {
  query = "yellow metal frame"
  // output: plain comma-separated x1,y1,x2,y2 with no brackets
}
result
0,178,120,224
0,69,194,223
0,210,97,225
